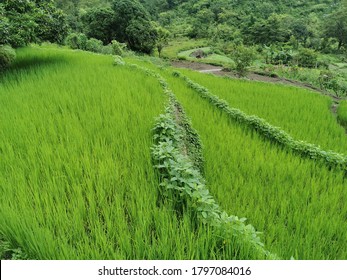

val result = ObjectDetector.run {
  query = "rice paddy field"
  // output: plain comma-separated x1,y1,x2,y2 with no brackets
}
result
1,47,347,260
177,69,347,154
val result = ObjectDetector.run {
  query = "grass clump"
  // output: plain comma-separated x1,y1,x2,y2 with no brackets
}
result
337,100,347,128
0,45,16,71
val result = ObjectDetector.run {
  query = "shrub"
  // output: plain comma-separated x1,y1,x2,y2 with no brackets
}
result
0,45,16,71
111,40,126,56
230,45,256,76
100,44,113,55
65,33,88,50
113,55,125,66
85,38,103,53
263,45,294,65
295,48,318,68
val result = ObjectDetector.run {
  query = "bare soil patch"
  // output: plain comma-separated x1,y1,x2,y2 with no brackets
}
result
171,60,340,101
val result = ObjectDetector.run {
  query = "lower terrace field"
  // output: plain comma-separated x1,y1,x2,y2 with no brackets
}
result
152,66,347,259
0,48,240,259
178,69,347,155
1,47,347,260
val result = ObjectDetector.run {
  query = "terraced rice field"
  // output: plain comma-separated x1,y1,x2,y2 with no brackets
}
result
1,47,347,260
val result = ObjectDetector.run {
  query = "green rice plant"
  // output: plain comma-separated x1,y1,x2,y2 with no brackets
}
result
173,71,347,171
1,47,251,260
131,64,275,259
126,59,347,259
155,66,347,259
337,100,347,128
176,69,347,154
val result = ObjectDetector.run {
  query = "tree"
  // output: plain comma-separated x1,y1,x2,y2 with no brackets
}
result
0,4,10,45
155,26,170,57
34,1,69,44
324,1,347,50
111,0,151,42
290,18,311,47
229,44,256,77
125,18,158,54
111,0,158,53
0,0,68,47
246,14,291,45
189,8,215,38
81,7,117,44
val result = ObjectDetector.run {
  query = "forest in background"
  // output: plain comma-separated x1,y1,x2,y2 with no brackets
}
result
1,0,347,94
53,0,347,51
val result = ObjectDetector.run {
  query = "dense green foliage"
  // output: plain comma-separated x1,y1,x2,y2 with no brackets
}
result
229,45,256,76
81,7,116,44
324,0,347,50
48,0,347,59
0,45,16,71
74,0,159,53
0,0,68,47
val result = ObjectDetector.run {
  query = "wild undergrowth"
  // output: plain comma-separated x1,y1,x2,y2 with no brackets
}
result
0,237,27,260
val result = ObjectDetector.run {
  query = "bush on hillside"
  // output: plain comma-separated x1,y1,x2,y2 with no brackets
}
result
294,48,318,68
85,38,103,53
111,40,126,56
0,45,16,71
113,55,125,66
100,44,113,55
230,44,256,76
65,33,88,50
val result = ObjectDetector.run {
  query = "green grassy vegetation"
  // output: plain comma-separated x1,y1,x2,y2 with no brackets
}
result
0,47,246,260
140,65,347,259
133,64,274,259
337,100,347,128
177,47,233,66
161,38,207,59
3,47,347,260
176,69,347,154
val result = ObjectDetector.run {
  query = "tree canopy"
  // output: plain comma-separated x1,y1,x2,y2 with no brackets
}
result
0,0,68,47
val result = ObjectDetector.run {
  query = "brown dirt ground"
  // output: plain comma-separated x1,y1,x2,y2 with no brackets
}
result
171,60,341,101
